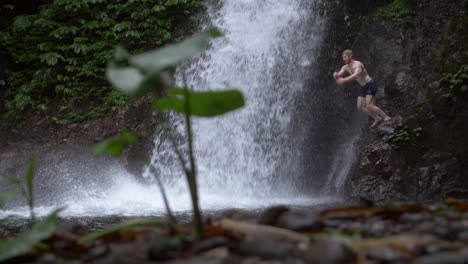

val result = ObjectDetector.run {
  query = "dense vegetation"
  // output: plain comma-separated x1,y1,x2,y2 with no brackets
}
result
0,0,203,127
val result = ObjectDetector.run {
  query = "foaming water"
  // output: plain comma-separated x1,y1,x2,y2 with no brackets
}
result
0,165,337,218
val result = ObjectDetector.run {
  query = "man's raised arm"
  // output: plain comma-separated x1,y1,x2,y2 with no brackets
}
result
336,64,362,85
333,66,347,80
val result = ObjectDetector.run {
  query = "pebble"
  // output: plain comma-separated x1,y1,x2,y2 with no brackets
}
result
300,239,357,264
400,212,431,223
458,231,468,242
413,252,468,264
191,237,229,254
276,211,323,232
229,237,298,260
363,220,389,237
257,206,290,226
366,246,410,262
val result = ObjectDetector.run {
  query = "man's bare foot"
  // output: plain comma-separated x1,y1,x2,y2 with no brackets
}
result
370,118,382,128
383,117,391,121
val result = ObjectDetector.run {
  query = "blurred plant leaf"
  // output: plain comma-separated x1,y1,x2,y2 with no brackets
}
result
113,46,130,63
78,218,163,245
9,178,21,186
93,131,137,156
155,88,245,117
25,157,36,207
106,66,168,96
106,66,144,94
0,190,16,208
130,28,222,73
0,208,63,262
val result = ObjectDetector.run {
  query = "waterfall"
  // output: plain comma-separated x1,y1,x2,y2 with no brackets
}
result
1,0,358,219
145,0,329,199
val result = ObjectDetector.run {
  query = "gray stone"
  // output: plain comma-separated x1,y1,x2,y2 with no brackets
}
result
300,240,357,264
276,211,324,232
400,212,431,223
257,206,290,226
167,260,226,264
459,231,468,242
413,253,468,264
363,220,390,237
414,221,437,234
366,247,410,262
192,237,229,254
229,237,298,260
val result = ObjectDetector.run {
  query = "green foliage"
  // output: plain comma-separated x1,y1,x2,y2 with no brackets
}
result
389,126,422,149
440,64,468,93
9,157,38,222
0,0,203,126
93,131,139,156
0,208,62,262
155,89,245,117
78,218,163,245
0,161,63,262
25,158,36,222
366,0,412,28
0,179,16,208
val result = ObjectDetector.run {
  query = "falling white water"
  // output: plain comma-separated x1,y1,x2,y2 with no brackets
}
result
145,0,328,200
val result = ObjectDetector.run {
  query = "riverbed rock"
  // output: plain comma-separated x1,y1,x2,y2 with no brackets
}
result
300,240,357,264
229,237,298,260
192,237,230,254
366,246,411,263
257,206,290,226
276,211,324,232
413,252,468,264
343,0,468,202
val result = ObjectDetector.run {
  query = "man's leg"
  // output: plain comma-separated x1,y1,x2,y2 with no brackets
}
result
365,95,391,123
357,96,381,122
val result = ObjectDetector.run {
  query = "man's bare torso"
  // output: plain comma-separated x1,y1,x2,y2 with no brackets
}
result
343,60,372,86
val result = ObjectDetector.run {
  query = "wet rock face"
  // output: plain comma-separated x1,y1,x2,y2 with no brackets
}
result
343,0,468,202
0,96,156,184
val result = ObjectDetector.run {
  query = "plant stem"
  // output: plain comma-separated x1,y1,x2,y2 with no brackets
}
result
154,171,179,233
151,113,181,233
182,86,203,241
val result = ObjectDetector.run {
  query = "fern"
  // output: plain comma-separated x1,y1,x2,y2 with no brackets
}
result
0,0,204,126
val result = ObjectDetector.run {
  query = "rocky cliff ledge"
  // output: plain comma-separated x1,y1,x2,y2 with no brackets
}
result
340,0,468,202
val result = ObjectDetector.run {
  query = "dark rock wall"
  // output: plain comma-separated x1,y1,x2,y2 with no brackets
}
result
338,0,468,202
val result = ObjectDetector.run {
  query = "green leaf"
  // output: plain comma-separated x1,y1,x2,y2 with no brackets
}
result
13,16,32,31
106,65,168,96
129,28,222,73
40,52,64,66
3,4,14,10
25,157,36,208
0,190,16,208
78,218,163,245
106,66,144,94
9,177,21,186
114,46,130,62
0,208,63,262
155,88,245,117
93,131,137,156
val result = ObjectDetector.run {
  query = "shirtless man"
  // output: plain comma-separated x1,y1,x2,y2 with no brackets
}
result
333,50,391,128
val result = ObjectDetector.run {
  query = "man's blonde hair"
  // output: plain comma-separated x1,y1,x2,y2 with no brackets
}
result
342,49,353,58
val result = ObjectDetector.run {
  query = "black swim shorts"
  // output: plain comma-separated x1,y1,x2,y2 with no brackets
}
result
359,79,378,97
